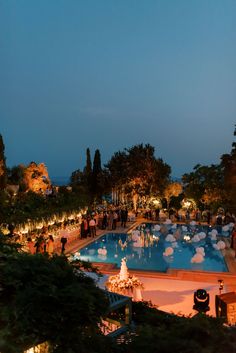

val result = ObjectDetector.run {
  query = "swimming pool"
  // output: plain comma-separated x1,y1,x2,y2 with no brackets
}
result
77,223,229,272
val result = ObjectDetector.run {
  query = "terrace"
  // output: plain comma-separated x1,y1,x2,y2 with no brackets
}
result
61,217,236,317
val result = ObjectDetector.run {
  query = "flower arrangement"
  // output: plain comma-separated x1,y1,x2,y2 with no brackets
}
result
106,274,144,293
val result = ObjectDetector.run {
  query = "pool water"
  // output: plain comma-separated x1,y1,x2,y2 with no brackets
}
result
78,223,229,272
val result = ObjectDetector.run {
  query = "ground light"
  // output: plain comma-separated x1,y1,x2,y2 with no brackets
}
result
193,289,210,314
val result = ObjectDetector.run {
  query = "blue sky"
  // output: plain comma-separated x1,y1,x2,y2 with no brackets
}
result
1,0,235,178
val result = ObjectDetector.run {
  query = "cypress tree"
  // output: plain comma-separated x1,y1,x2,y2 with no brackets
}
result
84,148,92,175
92,149,102,197
93,149,102,175
0,134,7,189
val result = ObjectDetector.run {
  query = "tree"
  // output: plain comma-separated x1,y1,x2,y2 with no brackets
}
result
164,182,183,209
106,144,171,206
182,164,224,211
118,301,236,353
84,148,92,176
220,125,236,211
0,134,7,190
0,235,110,353
91,149,102,198
7,164,26,192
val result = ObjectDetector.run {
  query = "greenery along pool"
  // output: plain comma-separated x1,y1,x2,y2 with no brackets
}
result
77,223,229,272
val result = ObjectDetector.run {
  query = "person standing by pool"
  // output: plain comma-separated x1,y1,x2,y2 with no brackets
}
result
233,229,236,259
230,226,236,251
121,208,128,228
89,217,96,237
207,210,211,225
60,225,68,254
102,211,108,229
46,235,54,256
27,237,35,254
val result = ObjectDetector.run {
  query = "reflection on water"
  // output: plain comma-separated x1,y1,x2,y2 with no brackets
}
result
78,223,230,272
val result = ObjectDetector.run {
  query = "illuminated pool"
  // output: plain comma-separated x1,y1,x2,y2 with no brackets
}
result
77,223,229,272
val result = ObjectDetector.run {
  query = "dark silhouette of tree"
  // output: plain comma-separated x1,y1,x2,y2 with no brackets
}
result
0,234,110,353
93,149,102,175
7,164,26,191
84,147,92,176
0,134,7,190
220,124,236,211
92,149,102,198
120,301,236,353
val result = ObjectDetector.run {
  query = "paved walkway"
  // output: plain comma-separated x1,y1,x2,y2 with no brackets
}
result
54,220,137,255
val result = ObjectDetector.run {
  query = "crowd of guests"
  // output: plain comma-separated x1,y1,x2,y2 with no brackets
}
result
80,208,129,239
143,207,236,226
27,233,55,256
10,205,236,259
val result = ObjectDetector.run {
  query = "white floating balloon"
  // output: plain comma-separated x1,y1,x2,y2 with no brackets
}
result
98,247,107,255
192,234,200,242
196,247,205,256
165,234,176,242
212,229,218,236
210,233,217,241
153,224,161,231
198,232,206,239
191,253,204,263
163,247,174,256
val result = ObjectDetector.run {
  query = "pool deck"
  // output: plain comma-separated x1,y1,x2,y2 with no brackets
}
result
56,218,236,292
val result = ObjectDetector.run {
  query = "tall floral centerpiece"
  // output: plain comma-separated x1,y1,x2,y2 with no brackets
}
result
106,258,143,300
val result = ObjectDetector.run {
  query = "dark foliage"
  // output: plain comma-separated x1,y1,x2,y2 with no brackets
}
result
0,235,110,353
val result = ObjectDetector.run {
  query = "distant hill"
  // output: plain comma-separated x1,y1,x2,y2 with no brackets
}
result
51,177,69,186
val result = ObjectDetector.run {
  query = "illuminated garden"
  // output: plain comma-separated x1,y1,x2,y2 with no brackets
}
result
0,125,236,353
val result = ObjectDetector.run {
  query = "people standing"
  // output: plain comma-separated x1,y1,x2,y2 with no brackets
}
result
60,235,67,254
108,211,114,230
112,211,118,230
60,225,67,253
27,237,35,254
34,236,45,254
155,208,160,221
207,210,211,225
230,226,236,250
80,218,86,238
102,212,108,229
121,208,128,228
46,235,54,256
233,228,236,259
89,217,96,238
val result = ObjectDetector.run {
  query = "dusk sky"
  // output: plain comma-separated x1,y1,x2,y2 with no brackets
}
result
1,0,236,179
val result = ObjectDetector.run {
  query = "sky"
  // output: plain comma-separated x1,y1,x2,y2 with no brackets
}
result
1,0,236,179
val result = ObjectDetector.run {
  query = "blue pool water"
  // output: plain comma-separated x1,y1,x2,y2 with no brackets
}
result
78,223,229,272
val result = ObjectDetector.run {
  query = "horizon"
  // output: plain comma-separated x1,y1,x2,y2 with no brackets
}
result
1,1,235,178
